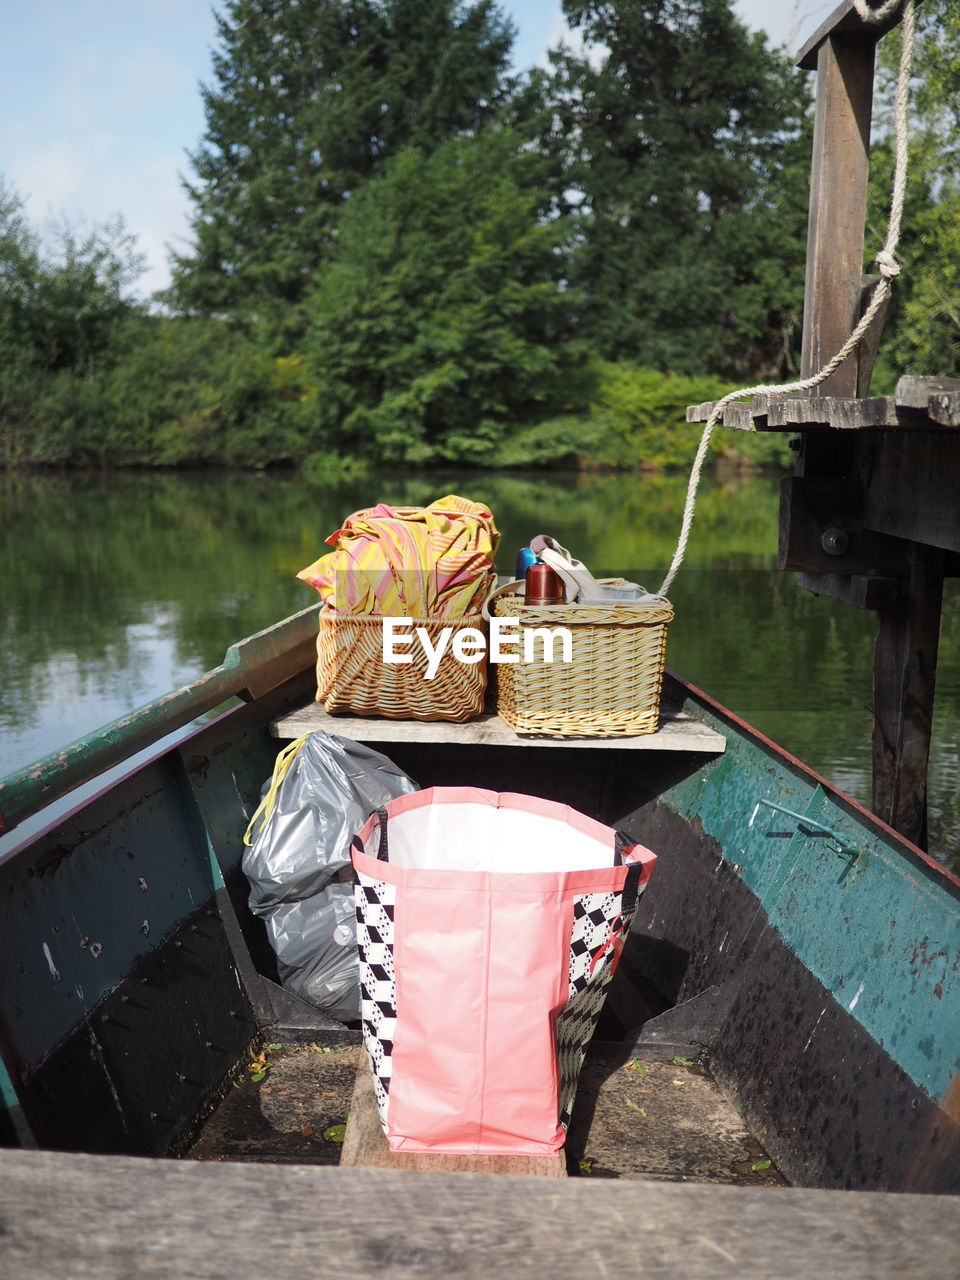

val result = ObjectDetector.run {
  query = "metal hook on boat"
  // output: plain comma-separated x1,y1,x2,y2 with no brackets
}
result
749,799,859,864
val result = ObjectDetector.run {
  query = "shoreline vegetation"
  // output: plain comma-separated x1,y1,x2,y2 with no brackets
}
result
1,2,955,476
0,345,791,475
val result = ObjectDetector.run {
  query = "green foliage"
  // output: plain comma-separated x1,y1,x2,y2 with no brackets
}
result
171,0,517,336
0,309,316,468
0,182,42,366
27,217,146,374
534,0,811,380
586,365,733,469
868,1,960,380
26,0,960,468
496,363,791,471
494,414,608,469
1,367,108,466
892,190,960,375
0,182,144,378
104,320,314,467
302,130,587,465
0,186,148,465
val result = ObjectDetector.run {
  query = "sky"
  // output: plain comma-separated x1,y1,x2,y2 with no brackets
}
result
0,0,838,300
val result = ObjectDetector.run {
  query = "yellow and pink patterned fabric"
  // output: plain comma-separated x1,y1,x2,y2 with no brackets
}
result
297,494,499,618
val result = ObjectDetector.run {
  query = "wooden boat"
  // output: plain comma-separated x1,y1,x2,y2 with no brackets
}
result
1,602,957,1177
1,604,959,1274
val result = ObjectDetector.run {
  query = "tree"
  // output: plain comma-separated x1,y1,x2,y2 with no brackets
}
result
301,129,587,465
27,216,145,375
171,0,517,335
536,0,811,379
0,182,144,377
868,0,960,380
0,182,147,465
0,181,42,365
101,316,312,467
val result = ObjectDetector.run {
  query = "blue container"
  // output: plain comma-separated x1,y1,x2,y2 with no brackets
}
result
515,547,540,580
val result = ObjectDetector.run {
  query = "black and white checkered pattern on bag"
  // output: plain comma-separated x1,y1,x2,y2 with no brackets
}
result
555,891,635,1130
355,868,397,1131
568,891,621,994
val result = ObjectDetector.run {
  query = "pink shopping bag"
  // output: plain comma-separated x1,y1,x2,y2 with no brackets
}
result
351,787,656,1156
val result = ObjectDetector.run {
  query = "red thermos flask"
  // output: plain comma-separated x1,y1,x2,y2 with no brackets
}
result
524,562,565,605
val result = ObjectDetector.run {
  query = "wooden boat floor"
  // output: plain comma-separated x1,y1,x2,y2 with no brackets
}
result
186,1040,784,1186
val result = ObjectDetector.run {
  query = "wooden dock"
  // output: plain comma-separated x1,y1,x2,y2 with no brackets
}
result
686,0,959,853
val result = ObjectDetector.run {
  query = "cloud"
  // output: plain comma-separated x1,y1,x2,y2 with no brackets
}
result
13,146,89,218
509,0,567,71
1,1,217,297
732,0,837,56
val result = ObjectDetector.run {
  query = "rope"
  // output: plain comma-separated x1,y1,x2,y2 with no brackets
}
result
658,0,916,599
852,0,907,23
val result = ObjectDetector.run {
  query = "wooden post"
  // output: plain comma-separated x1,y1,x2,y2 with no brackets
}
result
794,4,942,847
800,31,876,396
871,545,944,849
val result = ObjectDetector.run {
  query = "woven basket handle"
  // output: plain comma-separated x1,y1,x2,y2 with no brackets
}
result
481,578,524,621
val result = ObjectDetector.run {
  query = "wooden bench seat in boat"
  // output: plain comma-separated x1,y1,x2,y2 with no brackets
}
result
271,704,727,753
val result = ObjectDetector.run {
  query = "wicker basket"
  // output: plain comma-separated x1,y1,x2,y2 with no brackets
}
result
491,589,674,737
315,606,488,722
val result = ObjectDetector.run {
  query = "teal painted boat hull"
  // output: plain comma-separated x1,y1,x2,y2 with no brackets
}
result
0,611,957,1189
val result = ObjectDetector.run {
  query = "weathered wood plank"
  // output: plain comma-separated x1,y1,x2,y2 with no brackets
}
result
797,0,911,71
687,394,955,433
796,572,899,611
766,396,933,430
860,433,960,554
770,397,865,428
340,1053,566,1177
894,374,960,411
685,396,776,428
800,28,876,397
724,402,762,432
872,545,944,848
929,393,960,428
893,376,960,429
2,1148,959,1280
271,706,727,753
686,399,720,423
778,477,909,578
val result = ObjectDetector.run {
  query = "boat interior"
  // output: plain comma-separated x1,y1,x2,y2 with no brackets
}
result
2,609,957,1199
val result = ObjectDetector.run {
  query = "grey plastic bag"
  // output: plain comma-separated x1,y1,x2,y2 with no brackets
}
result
242,731,418,1022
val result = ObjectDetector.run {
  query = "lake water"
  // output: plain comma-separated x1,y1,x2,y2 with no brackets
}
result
2,468,958,869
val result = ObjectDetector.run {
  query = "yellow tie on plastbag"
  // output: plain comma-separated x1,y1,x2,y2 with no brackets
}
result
243,734,311,847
